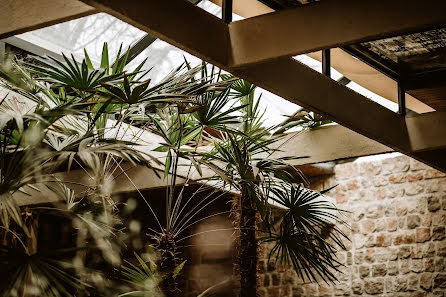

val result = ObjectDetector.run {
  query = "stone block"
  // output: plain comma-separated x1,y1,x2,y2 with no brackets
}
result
346,252,353,265
401,260,410,274
395,232,415,245
292,286,304,297
354,251,364,265
359,265,370,279
334,283,349,296
361,220,375,234
407,215,421,229
375,219,386,232
263,274,270,287
372,264,387,277
392,156,410,172
399,246,411,259
387,217,398,232
408,274,419,291
432,213,446,226
282,270,296,286
411,259,424,273
408,172,424,182
406,183,424,196
302,284,318,297
433,274,446,289
432,226,445,241
335,163,359,180
410,159,429,171
394,276,408,292
428,196,441,212
421,213,432,227
411,246,424,259
389,173,406,184
424,258,435,272
435,258,445,272
267,287,281,297
388,261,398,275
424,169,446,179
388,248,398,260
439,242,446,256
271,273,280,286
416,228,431,243
364,278,384,295
376,233,392,247
421,273,433,290
352,280,363,295
365,248,375,263
366,205,383,219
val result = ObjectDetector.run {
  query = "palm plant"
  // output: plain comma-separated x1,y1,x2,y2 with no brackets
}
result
198,80,348,297
0,44,234,296
0,42,350,297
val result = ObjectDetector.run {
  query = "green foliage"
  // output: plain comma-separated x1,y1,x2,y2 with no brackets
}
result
274,110,333,135
261,184,349,283
119,252,160,297
0,41,350,296
0,246,89,297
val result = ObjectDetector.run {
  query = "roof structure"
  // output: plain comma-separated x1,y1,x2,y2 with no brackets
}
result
1,0,445,172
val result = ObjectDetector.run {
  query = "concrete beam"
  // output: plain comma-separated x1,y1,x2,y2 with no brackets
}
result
81,0,229,68
228,0,446,66
407,111,446,152
13,164,185,206
272,125,392,165
0,0,96,39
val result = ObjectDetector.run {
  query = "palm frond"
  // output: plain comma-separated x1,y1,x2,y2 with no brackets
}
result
0,247,90,297
260,184,349,284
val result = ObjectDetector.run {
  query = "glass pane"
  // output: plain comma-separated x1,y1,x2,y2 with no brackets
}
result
15,13,146,63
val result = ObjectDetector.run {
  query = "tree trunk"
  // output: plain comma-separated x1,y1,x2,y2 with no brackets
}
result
158,231,180,297
238,187,257,297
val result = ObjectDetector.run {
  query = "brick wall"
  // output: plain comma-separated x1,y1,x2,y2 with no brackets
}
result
257,155,446,297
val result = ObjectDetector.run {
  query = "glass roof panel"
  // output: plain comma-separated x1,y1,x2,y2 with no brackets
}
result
15,13,146,63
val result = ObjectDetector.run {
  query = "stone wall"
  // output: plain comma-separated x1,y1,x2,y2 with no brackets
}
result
257,155,446,297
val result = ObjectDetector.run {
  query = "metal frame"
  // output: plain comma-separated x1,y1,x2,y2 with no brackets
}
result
222,0,233,23
322,49,331,77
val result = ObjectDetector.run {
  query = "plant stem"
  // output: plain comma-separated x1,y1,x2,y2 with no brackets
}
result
158,231,180,297
238,186,257,297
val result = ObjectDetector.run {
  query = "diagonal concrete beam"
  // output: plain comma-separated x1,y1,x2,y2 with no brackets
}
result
81,0,229,68
0,0,96,39
228,0,446,66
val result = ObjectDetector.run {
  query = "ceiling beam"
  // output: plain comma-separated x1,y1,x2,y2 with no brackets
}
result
272,125,392,164
228,0,446,67
235,57,411,151
81,0,229,68
407,111,446,152
0,0,96,39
